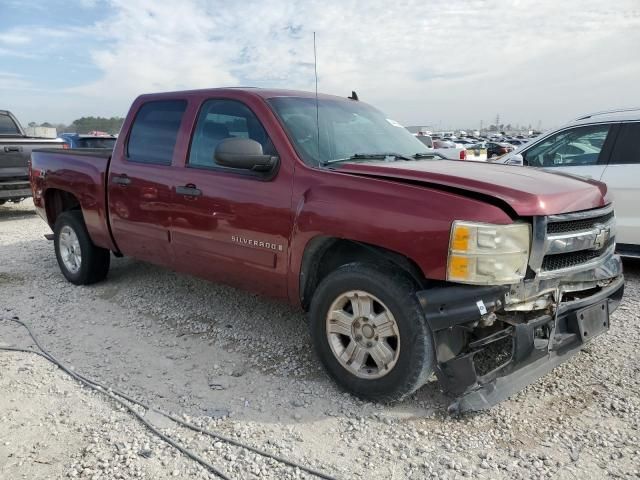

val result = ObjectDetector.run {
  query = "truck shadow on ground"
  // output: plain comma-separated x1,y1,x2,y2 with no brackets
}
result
0,204,37,222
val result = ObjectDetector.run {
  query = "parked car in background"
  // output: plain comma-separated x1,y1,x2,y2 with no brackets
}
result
416,135,486,161
494,108,640,254
432,138,468,160
58,132,117,149
506,139,528,147
0,109,64,205
486,141,514,159
464,143,488,161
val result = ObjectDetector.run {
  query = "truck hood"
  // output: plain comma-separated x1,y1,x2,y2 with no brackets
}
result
335,160,608,217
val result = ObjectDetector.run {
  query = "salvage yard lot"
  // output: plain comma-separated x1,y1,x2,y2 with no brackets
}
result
1,200,639,480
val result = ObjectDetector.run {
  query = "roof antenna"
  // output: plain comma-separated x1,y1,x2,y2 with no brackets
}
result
313,31,321,164
348,91,359,101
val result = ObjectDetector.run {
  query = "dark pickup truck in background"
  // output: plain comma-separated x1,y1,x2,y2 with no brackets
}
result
0,110,63,205
30,88,624,412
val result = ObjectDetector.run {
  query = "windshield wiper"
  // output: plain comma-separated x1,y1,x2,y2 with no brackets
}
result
323,153,416,165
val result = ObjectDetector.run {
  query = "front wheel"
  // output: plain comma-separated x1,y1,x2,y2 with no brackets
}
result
54,210,110,285
309,263,434,402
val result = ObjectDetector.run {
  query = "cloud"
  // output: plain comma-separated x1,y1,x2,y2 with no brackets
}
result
0,71,28,89
0,31,31,45
4,0,640,126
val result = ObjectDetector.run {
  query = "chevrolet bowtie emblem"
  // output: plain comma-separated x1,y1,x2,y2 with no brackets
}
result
593,226,610,250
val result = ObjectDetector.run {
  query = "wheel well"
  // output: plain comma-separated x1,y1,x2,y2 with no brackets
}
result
44,189,81,228
299,237,427,310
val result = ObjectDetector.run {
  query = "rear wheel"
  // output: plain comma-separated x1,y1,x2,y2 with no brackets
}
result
309,263,434,402
54,210,110,285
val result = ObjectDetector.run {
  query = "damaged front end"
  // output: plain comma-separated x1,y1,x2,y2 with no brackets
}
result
419,204,624,413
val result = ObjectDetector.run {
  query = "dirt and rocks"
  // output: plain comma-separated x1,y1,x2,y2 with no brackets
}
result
1,199,639,480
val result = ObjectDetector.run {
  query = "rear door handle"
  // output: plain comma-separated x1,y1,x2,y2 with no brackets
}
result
4,146,22,153
112,174,131,186
176,185,202,197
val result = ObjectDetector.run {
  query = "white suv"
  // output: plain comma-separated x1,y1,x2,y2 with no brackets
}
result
495,108,640,255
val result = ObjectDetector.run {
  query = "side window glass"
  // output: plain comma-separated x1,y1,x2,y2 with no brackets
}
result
523,125,610,167
127,100,187,165
609,123,640,165
188,99,273,168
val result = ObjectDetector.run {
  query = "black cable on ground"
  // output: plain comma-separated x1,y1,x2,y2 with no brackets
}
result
0,339,232,480
0,318,340,480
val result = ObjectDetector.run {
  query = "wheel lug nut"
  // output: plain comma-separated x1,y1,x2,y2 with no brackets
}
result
354,322,360,328
366,342,373,347
355,335,362,341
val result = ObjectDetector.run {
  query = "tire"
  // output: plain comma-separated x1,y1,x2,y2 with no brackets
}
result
309,263,434,402
54,210,110,285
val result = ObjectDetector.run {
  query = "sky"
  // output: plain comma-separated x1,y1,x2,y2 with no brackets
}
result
1,0,639,130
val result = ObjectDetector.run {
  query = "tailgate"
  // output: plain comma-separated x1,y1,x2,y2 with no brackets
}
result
0,139,63,179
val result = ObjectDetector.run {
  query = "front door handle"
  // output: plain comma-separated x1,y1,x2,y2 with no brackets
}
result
176,185,202,197
4,146,22,153
112,174,131,186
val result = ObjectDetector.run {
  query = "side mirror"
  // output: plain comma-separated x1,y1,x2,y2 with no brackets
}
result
506,153,524,166
214,138,278,172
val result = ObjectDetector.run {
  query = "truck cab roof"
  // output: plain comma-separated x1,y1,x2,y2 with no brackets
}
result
135,87,354,103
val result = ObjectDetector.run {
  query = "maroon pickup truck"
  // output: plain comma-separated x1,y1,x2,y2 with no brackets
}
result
30,88,623,412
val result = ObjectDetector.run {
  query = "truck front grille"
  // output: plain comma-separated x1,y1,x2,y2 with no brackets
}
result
546,211,614,234
541,238,614,271
538,205,615,274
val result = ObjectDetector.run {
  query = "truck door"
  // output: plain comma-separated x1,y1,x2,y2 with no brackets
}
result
168,98,294,298
599,122,640,249
107,100,187,265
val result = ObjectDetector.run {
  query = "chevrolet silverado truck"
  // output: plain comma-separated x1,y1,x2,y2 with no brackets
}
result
0,110,63,205
30,88,624,412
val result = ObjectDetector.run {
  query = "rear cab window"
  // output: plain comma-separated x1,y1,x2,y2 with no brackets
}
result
127,100,187,165
0,114,20,135
77,137,117,149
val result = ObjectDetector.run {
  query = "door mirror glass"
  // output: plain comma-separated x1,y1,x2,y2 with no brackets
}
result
214,137,278,172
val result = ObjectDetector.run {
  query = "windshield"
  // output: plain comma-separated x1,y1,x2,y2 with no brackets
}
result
268,97,431,165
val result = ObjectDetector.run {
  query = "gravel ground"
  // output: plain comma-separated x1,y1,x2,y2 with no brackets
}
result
1,199,640,480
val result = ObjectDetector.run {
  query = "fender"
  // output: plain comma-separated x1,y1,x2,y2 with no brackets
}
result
287,172,514,306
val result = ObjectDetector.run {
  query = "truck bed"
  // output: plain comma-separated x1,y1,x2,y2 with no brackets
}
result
30,148,115,251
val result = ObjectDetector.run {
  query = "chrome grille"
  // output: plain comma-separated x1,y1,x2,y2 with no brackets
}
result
537,205,616,275
546,211,615,234
541,238,614,271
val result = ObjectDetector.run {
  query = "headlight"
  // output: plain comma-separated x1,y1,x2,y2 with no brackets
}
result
447,221,531,285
